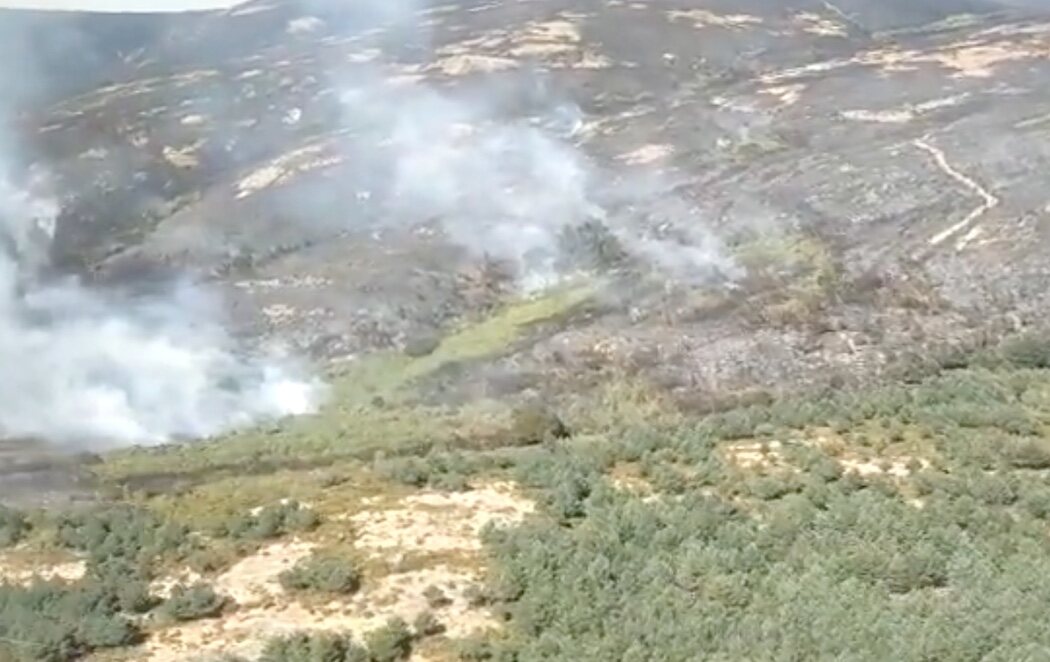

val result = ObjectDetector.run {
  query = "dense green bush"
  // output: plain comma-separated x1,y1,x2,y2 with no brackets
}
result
157,583,227,622
1000,437,1050,469
55,505,188,570
259,632,368,662
218,501,320,540
279,554,361,595
0,505,209,659
258,621,414,662
476,439,1050,661
364,618,413,662
0,505,29,547
0,580,141,661
1000,334,1050,369
373,449,476,491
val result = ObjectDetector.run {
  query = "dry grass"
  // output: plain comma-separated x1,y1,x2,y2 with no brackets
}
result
131,481,533,660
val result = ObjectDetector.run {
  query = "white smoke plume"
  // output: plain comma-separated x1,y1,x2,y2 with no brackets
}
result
331,27,738,290
0,0,742,448
0,167,321,449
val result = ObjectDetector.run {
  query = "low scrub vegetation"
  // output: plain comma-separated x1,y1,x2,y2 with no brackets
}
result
216,501,320,541
0,579,142,661
9,338,1050,661
279,554,361,595
0,505,28,547
157,582,227,622
55,504,189,570
260,632,369,662
462,350,1050,660
258,620,414,662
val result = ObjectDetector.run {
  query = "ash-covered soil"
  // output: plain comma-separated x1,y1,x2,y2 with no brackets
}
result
16,0,1050,416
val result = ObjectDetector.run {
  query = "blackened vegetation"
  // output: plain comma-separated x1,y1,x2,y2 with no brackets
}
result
555,219,629,274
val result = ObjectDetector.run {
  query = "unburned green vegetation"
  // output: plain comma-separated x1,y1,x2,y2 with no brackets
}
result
257,619,415,662
216,500,320,541
157,582,227,622
458,335,1050,661
7,333,1050,660
0,504,224,661
0,505,29,547
279,553,362,595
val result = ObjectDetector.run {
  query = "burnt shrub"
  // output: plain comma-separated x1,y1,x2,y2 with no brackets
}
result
556,219,628,272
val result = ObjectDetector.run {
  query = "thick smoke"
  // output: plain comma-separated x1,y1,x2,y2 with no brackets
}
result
0,168,319,448
0,9,321,449
0,0,740,448
320,0,738,290
337,74,739,290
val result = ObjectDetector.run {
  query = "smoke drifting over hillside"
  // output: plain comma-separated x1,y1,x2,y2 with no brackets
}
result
0,0,742,447
338,77,739,289
338,0,732,284
0,168,319,447
0,9,321,448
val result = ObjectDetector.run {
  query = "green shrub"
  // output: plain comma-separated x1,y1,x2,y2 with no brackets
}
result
364,618,413,662
373,457,429,487
883,547,949,594
260,631,368,662
0,580,141,661
54,505,188,571
508,405,571,446
1001,334,1050,369
1001,438,1050,469
157,583,227,622
456,637,498,661
0,506,29,547
219,501,320,540
1022,488,1050,519
743,475,797,501
279,555,361,595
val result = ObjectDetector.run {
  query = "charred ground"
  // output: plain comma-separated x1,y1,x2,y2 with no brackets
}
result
25,0,1050,402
